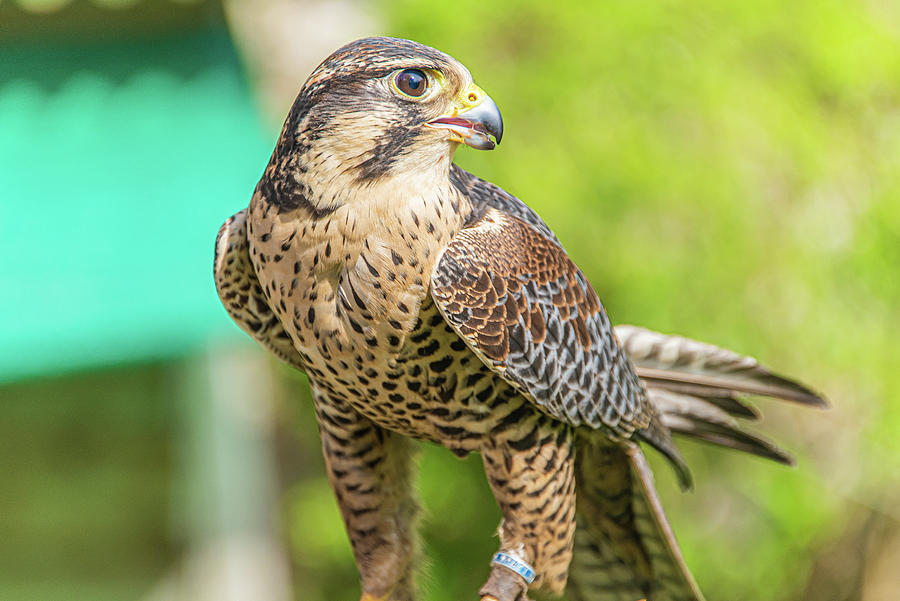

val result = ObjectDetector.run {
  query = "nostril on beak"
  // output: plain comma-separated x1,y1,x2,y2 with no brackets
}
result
468,92,479,103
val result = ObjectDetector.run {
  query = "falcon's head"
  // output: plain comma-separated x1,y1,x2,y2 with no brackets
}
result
267,37,502,213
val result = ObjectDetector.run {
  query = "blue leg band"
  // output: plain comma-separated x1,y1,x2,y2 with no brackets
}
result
491,552,536,584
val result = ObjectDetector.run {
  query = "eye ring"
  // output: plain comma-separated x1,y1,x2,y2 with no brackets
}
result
394,69,429,98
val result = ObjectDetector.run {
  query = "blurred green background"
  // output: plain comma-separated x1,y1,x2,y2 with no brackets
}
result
1,1,898,600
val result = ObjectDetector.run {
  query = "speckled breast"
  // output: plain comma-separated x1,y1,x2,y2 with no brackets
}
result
245,187,541,452
309,296,530,454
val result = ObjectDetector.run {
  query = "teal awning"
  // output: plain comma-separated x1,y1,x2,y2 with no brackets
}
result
1,27,270,382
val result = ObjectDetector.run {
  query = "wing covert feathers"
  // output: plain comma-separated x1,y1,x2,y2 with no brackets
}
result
431,208,651,437
432,207,693,488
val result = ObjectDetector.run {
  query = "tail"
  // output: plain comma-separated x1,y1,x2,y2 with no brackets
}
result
617,325,828,464
566,327,827,601
568,440,704,601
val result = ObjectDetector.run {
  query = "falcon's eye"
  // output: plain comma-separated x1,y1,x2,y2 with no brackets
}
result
395,69,428,98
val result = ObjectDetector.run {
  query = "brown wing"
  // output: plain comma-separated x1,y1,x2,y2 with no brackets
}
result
431,207,651,439
214,209,306,370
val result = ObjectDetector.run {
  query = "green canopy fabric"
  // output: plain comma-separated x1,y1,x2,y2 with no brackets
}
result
0,28,270,382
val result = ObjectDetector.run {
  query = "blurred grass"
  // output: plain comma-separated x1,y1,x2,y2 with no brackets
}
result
276,2,900,600
0,365,179,601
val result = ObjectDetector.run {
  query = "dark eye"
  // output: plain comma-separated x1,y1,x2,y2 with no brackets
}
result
395,69,428,97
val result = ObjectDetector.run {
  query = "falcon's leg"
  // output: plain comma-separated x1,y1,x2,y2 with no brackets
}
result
479,417,577,601
313,389,421,601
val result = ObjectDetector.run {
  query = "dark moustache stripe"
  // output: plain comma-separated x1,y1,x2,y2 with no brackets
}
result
256,177,339,219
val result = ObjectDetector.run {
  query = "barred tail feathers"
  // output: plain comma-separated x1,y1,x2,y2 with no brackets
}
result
567,440,704,601
616,325,827,462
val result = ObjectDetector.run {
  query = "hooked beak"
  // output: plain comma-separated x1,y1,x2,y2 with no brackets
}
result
426,84,503,150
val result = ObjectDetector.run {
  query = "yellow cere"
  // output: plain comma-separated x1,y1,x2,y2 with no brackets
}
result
452,83,488,116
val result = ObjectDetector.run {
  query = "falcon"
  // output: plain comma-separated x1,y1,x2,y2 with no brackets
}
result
214,37,826,601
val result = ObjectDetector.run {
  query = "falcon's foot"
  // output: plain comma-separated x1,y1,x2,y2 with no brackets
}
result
479,565,530,601
478,565,530,601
